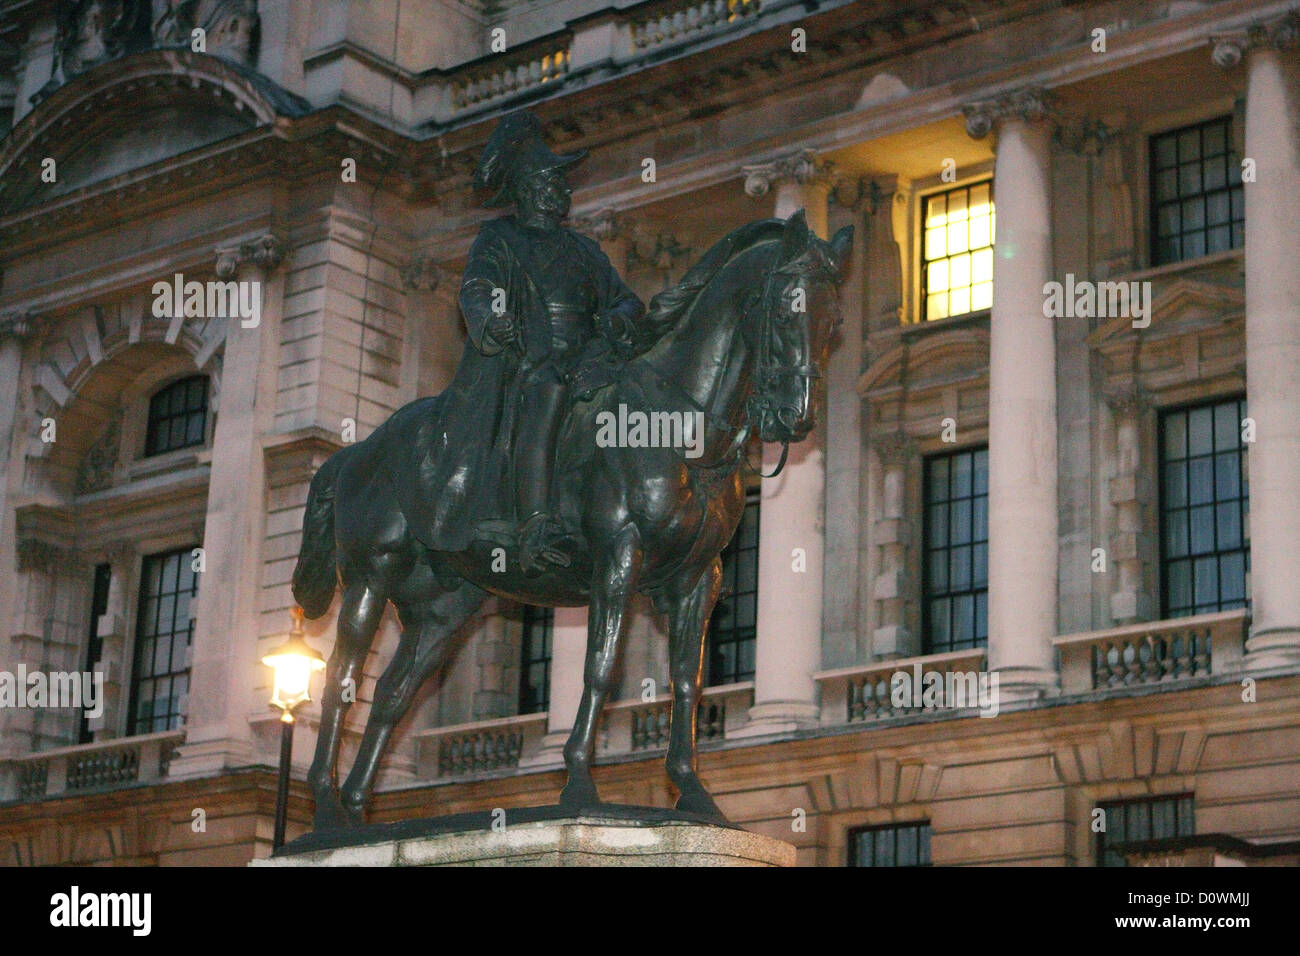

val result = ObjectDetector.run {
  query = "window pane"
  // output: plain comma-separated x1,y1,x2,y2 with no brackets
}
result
950,546,971,590
1151,118,1242,265
1188,457,1214,505
1216,502,1241,550
1165,513,1189,558
1189,505,1215,554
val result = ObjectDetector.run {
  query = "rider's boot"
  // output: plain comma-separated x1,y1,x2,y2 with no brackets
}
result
516,377,575,576
519,510,574,576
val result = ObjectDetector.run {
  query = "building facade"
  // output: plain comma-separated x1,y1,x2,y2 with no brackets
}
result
1,0,1298,866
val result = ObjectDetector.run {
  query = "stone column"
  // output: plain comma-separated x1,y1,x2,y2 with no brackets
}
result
1213,17,1300,669
169,235,287,777
526,606,588,765
400,256,459,401
0,314,42,718
732,149,834,735
964,90,1060,699
1103,386,1153,625
870,432,917,658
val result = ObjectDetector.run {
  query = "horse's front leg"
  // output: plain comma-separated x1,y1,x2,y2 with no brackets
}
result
662,557,726,820
559,524,643,808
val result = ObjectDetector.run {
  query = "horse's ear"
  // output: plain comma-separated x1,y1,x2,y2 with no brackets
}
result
780,209,811,265
828,225,854,275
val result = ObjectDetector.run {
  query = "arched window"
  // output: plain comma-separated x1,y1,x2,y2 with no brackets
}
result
144,375,209,456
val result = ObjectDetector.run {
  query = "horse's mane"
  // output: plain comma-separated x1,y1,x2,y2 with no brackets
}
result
643,218,787,330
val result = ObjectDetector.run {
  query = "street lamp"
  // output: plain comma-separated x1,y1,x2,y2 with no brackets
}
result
262,605,326,850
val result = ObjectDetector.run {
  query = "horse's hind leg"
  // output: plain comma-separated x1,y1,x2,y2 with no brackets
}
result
308,578,387,830
339,579,487,818
660,557,726,821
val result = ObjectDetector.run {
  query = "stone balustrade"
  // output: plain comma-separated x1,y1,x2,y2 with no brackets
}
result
816,648,989,724
414,712,549,780
1054,609,1247,694
601,682,753,754
0,729,183,802
429,0,789,122
449,40,571,114
630,0,763,54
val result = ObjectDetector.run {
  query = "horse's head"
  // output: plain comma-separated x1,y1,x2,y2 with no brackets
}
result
748,210,853,444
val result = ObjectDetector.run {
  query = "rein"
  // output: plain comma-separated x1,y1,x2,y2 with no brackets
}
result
634,244,809,479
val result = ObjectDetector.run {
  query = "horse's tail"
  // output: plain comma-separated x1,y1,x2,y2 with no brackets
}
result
292,451,343,619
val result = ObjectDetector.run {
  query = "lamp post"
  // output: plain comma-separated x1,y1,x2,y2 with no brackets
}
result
261,605,326,850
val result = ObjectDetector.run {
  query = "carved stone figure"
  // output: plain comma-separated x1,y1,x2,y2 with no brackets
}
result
291,110,853,830
53,0,152,80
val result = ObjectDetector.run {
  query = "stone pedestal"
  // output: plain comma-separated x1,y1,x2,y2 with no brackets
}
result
252,807,794,867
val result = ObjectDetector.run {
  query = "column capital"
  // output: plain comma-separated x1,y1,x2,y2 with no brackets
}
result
0,309,45,342
830,175,909,215
1053,117,1113,156
962,87,1053,139
214,233,287,279
1101,383,1151,417
1211,12,1299,67
869,430,916,467
401,255,454,292
741,148,836,199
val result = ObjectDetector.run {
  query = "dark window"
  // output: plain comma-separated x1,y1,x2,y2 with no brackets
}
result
1150,116,1244,266
706,497,759,686
1097,794,1195,867
518,605,553,715
850,821,932,867
78,563,113,744
923,447,989,654
921,181,994,321
128,548,198,734
1160,398,1249,618
144,375,209,456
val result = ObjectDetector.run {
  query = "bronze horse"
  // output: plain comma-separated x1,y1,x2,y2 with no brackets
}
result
291,210,852,829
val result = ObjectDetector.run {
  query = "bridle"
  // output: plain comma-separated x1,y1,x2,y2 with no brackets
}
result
742,255,822,478
634,242,825,478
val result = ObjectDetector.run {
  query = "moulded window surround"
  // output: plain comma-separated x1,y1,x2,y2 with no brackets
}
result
849,820,933,867
112,359,215,490
1148,116,1244,267
908,163,996,327
127,546,200,735
1158,396,1250,619
143,375,210,457
1137,96,1244,272
921,446,989,654
1096,794,1195,867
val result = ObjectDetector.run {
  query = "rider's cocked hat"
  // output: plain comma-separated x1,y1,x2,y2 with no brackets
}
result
473,111,588,208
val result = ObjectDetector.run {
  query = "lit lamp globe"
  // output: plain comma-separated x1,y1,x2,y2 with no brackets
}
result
262,605,326,719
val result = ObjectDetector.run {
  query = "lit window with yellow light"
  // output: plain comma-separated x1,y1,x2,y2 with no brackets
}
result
922,182,995,322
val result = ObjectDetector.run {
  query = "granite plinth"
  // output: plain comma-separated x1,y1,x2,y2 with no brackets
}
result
252,805,794,867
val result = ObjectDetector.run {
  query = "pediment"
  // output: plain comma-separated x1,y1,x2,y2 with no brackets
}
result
0,49,309,215
1089,277,1244,349
859,326,990,397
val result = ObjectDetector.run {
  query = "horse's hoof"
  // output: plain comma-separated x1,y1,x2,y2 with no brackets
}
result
559,779,600,810
312,806,352,831
675,791,728,823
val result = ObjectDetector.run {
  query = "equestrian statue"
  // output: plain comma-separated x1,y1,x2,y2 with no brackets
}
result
291,110,853,830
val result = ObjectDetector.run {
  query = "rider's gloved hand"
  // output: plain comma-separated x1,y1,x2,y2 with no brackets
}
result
483,312,521,354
